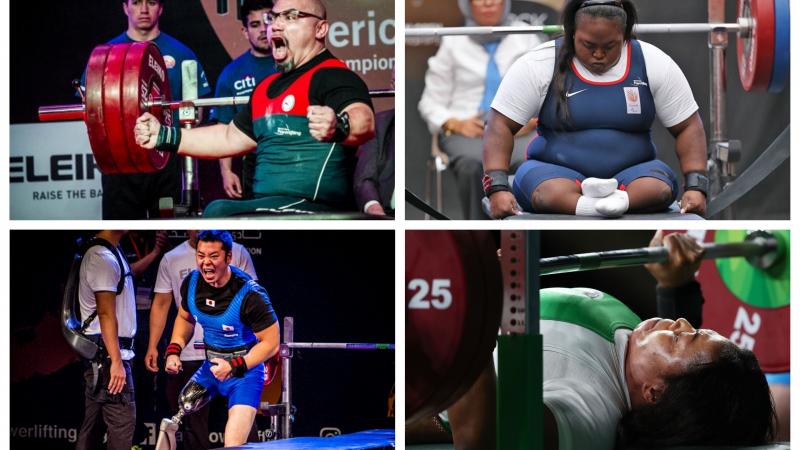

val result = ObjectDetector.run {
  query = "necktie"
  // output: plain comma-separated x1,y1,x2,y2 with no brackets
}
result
479,41,501,118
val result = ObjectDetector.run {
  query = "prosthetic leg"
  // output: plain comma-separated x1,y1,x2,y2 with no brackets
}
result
155,380,213,450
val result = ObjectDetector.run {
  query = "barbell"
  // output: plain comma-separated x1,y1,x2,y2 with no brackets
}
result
539,231,779,274
38,41,395,175
406,0,790,92
277,316,395,439
405,229,789,423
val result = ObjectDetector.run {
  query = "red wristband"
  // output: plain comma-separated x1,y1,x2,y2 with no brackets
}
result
166,343,183,358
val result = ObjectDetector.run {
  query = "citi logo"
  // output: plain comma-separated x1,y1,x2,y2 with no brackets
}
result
234,76,258,92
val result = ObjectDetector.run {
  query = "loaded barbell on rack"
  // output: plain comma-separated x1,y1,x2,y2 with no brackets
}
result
406,0,789,93
38,41,395,175
405,229,789,423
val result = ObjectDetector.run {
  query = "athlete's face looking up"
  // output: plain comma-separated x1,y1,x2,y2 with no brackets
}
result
196,240,233,288
626,318,729,406
573,15,624,76
268,0,328,72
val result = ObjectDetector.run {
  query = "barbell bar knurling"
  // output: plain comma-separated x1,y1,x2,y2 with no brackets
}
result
405,22,748,38
540,235,778,275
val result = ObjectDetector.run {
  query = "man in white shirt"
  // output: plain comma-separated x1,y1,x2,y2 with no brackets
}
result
145,230,258,449
76,230,137,450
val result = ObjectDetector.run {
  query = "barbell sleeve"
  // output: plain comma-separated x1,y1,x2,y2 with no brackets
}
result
540,235,777,275
38,104,85,122
405,22,747,38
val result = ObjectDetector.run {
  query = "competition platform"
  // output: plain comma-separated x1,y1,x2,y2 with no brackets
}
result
224,430,394,450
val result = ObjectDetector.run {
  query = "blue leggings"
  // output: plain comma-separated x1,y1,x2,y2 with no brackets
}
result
189,360,265,409
512,159,678,213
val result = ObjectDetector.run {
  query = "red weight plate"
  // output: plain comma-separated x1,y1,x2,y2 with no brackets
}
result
103,43,141,173
696,230,789,372
262,355,282,406
122,41,171,173
84,45,119,174
737,0,776,91
406,230,503,423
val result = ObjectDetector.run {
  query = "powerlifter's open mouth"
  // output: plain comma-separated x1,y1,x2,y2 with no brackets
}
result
272,36,288,62
201,266,216,281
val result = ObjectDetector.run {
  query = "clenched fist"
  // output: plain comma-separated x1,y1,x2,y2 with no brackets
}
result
165,354,182,375
210,358,233,381
307,105,338,141
134,112,161,149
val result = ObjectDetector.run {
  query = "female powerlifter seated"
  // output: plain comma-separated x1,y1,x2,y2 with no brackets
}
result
483,0,708,219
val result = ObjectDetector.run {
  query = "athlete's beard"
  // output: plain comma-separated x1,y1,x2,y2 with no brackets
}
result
276,59,294,72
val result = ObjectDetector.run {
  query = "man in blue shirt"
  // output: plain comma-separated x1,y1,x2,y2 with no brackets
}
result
83,0,212,219
164,230,279,447
210,0,278,200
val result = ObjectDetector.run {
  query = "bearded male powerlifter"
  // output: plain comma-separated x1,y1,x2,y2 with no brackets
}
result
135,0,375,217
157,230,279,448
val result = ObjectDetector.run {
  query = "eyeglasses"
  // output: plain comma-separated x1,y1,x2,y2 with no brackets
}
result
471,0,502,5
264,8,325,24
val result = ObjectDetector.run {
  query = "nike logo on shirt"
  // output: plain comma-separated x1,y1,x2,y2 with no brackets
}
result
566,89,588,98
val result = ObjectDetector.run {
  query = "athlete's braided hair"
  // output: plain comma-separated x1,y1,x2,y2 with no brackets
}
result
553,0,637,123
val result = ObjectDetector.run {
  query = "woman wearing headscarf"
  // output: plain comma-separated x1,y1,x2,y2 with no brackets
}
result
418,0,542,219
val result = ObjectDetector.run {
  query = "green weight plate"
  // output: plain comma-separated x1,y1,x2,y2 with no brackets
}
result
714,230,789,308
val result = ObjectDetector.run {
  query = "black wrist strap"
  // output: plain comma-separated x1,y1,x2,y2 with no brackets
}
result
482,170,511,197
230,356,248,378
684,171,709,197
332,111,350,143
155,125,181,153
